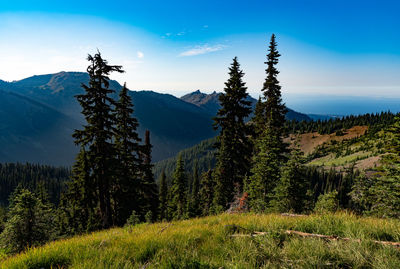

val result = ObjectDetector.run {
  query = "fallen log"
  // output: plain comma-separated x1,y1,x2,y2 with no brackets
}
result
231,229,400,248
281,213,306,217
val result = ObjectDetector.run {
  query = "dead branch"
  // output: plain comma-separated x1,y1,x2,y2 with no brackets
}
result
158,223,173,234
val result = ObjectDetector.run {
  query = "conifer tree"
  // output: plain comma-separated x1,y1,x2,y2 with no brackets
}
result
63,148,97,233
252,96,265,138
0,189,54,253
113,83,142,225
199,169,214,216
139,130,158,221
213,57,252,211
169,153,187,219
262,34,287,131
245,34,287,211
73,51,124,228
187,161,200,217
158,170,168,220
270,139,310,213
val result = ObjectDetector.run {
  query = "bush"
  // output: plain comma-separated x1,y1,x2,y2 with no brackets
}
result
314,191,339,214
125,210,140,226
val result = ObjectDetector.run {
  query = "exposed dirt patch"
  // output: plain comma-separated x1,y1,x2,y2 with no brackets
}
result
285,126,368,155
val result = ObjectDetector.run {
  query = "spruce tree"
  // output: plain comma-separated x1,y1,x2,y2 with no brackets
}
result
199,169,214,216
73,51,124,228
63,148,97,233
0,189,54,253
113,83,142,225
158,170,168,221
245,34,287,211
252,96,265,138
213,57,252,211
169,153,187,219
139,130,158,221
187,161,200,217
262,34,287,130
270,139,310,213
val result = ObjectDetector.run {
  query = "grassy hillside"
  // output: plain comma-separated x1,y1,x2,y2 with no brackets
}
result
2,213,400,268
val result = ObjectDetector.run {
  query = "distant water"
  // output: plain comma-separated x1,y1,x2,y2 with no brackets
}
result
284,94,400,116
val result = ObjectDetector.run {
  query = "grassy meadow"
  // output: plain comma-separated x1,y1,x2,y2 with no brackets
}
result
1,213,400,268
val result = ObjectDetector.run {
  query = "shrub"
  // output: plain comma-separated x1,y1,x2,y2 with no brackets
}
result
314,191,339,214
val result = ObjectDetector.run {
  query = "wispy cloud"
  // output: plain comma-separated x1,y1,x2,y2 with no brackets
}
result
179,44,226,57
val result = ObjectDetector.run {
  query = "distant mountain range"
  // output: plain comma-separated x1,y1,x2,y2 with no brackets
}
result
0,71,313,165
181,90,312,121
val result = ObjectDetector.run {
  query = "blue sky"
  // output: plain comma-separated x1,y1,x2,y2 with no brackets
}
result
0,0,399,102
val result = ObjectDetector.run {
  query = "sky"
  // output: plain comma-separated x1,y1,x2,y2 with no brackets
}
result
0,0,399,106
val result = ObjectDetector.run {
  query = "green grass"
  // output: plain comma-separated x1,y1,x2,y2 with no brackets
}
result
308,151,372,167
2,213,400,268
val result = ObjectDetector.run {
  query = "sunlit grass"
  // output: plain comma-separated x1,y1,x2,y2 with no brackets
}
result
2,213,400,268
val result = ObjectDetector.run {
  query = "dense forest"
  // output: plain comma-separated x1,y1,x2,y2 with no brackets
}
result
0,34,399,256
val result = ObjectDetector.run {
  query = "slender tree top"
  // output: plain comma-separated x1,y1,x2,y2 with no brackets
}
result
262,34,287,129
214,57,252,131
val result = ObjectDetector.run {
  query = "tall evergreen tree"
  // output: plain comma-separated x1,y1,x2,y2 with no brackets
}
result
199,169,214,216
73,51,124,228
113,83,142,225
169,153,187,219
158,170,168,221
245,34,287,211
262,34,287,131
213,57,252,211
139,130,158,221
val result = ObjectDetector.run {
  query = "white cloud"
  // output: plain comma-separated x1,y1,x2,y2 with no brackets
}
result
179,44,226,57
137,51,144,58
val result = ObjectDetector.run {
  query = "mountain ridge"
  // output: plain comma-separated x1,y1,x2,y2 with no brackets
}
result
0,71,316,165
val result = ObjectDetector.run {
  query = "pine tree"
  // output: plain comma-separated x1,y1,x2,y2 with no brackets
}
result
62,148,98,233
169,153,187,219
213,57,252,211
199,169,214,216
158,170,168,221
0,189,54,253
252,96,265,138
73,51,124,229
139,130,158,221
113,83,142,225
270,139,310,213
245,34,287,211
262,34,287,130
245,124,282,211
187,161,200,217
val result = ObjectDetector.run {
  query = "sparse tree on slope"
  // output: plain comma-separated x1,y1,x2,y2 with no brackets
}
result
139,130,158,221
169,153,187,219
187,161,201,217
158,170,168,221
213,57,252,212
199,169,215,216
